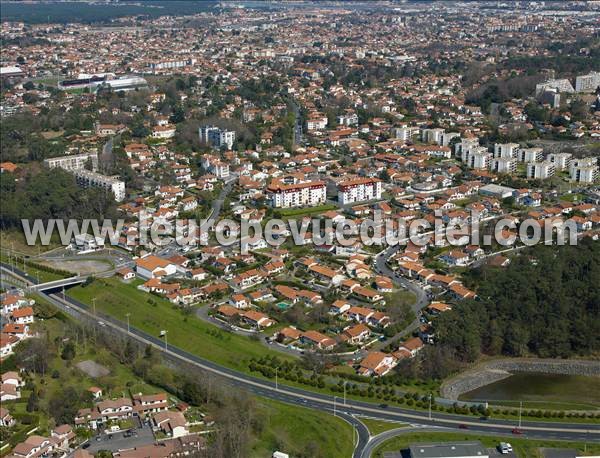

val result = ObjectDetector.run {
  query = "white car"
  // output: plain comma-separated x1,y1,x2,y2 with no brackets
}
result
499,442,513,454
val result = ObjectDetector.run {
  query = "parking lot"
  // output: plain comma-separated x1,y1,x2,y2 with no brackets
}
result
487,447,517,457
82,422,155,453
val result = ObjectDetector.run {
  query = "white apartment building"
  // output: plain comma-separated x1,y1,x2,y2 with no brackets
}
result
455,137,479,160
490,158,517,174
569,157,598,175
306,114,328,131
575,72,600,93
570,166,599,183
527,161,556,180
200,155,230,179
517,147,543,163
547,152,572,170
338,178,383,205
44,152,98,171
74,170,126,202
465,148,491,170
535,78,575,95
337,112,358,126
421,128,445,144
393,126,419,142
493,143,519,159
441,131,460,147
266,179,327,208
148,58,196,71
199,125,235,150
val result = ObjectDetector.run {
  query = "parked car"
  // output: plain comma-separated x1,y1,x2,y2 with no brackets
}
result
499,442,513,454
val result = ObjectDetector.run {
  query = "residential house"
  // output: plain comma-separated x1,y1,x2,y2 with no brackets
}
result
357,351,397,377
300,331,336,351
341,324,371,345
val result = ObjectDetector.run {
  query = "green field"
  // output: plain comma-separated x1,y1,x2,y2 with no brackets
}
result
68,278,295,372
251,399,354,458
372,432,600,458
276,204,337,218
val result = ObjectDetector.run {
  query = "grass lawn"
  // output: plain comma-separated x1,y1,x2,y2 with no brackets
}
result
0,230,60,256
23,263,67,283
559,193,586,203
251,398,354,458
372,432,600,458
359,417,408,436
275,204,337,219
68,278,295,372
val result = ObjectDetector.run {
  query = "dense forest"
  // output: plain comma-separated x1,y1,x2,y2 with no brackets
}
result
435,239,600,361
0,168,117,230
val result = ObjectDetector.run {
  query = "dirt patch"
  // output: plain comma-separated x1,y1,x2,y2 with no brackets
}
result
76,360,110,378
39,259,112,275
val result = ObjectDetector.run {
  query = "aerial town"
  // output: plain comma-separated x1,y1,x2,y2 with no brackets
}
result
0,1,599,458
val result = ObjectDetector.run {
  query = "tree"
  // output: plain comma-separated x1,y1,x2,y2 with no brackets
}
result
16,338,51,374
61,341,76,361
27,390,40,412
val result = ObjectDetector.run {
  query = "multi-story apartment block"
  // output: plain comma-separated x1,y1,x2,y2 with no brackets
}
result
527,161,556,179
43,152,98,172
493,143,519,159
441,132,460,147
336,112,358,126
455,138,480,160
266,179,327,208
569,157,598,175
74,170,126,202
575,71,600,93
517,147,543,163
306,113,328,131
199,125,236,150
421,128,445,144
200,155,230,179
490,158,517,174
338,178,383,205
535,78,575,95
393,126,419,142
148,58,196,71
547,152,572,170
465,148,491,169
570,165,599,183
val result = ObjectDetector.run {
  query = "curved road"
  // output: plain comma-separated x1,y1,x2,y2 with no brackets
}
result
2,265,599,458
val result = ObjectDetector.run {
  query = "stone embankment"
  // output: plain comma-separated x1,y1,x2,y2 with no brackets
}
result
441,358,600,400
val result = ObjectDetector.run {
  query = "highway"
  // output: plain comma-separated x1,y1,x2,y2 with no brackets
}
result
2,264,599,458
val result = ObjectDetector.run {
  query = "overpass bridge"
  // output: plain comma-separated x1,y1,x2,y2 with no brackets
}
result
30,276,87,292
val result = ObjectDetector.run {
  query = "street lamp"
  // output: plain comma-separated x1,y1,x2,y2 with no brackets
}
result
163,330,168,350
428,393,433,421
125,313,130,334
92,297,96,316
343,380,347,406
275,367,278,391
